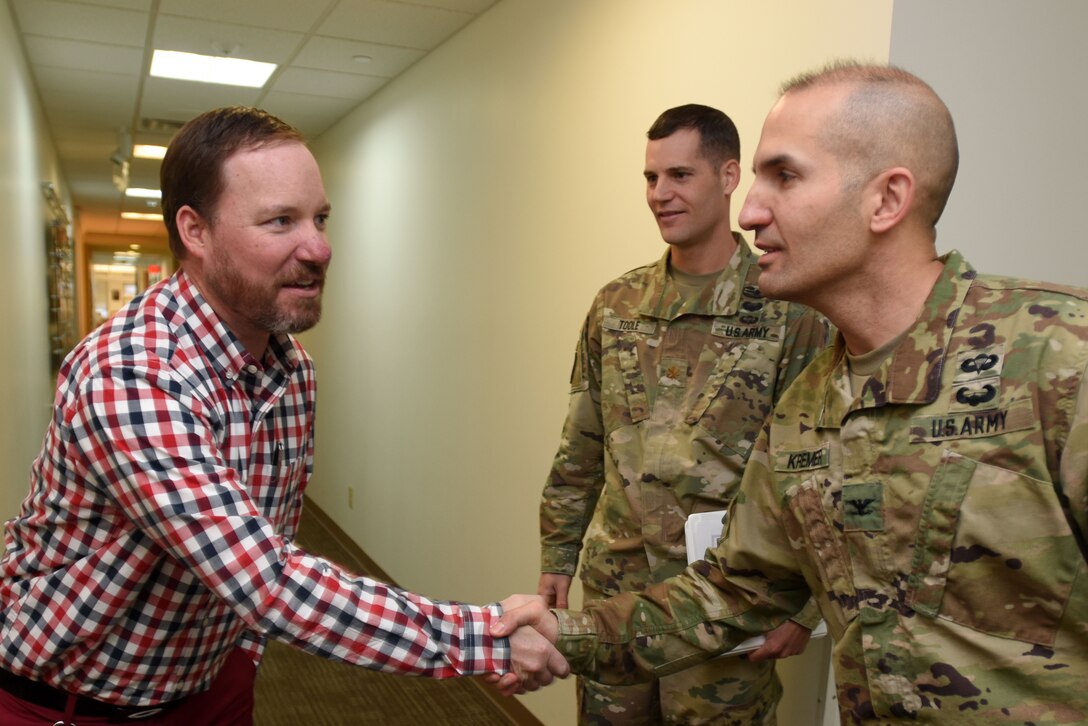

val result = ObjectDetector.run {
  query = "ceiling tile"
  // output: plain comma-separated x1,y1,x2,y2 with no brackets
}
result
43,101,133,132
158,0,335,33
33,65,138,97
12,0,149,47
293,36,424,78
394,0,497,14
75,0,154,10
260,91,361,139
140,76,263,123
318,0,474,49
23,36,145,76
69,175,122,203
152,15,304,64
54,129,119,159
33,67,138,130
272,67,388,99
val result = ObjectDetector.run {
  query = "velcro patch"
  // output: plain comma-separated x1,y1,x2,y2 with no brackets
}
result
711,318,776,341
603,316,657,335
775,444,831,472
953,344,1004,383
910,398,1036,442
843,482,883,531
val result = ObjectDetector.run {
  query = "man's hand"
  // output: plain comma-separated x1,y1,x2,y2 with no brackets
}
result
486,594,568,696
746,619,812,663
537,573,572,608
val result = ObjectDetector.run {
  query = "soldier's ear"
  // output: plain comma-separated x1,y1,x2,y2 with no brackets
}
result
720,159,741,196
867,167,914,234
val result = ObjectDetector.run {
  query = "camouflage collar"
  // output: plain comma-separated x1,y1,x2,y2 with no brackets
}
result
636,232,757,320
818,250,976,424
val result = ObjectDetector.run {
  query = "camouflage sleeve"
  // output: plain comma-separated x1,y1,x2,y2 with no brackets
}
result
787,597,824,630
1059,359,1088,561
773,304,828,630
540,303,606,576
773,304,832,404
553,424,811,683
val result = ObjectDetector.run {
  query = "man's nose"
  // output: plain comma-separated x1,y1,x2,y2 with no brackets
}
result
649,179,674,202
300,227,333,267
738,188,769,231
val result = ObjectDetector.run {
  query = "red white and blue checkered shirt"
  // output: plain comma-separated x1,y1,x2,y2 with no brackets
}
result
0,270,510,706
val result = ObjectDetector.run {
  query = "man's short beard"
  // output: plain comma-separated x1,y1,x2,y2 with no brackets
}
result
261,297,322,335
204,250,324,338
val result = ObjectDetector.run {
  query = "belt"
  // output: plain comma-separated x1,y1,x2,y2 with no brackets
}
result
0,667,182,720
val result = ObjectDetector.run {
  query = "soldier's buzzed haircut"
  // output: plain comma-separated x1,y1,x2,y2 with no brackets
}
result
781,60,959,228
161,106,304,260
647,104,740,169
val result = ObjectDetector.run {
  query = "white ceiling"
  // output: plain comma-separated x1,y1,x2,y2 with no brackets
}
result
8,0,498,236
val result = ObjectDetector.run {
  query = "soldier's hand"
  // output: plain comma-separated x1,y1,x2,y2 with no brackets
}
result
487,594,568,696
537,573,572,609
746,619,811,663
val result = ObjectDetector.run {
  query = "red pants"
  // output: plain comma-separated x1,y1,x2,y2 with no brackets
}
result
0,648,256,725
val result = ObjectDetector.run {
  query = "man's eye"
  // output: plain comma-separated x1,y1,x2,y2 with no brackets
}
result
315,214,329,228
777,170,797,184
269,216,291,227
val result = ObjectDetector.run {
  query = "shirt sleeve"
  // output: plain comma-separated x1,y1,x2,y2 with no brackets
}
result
551,423,811,684
71,362,510,678
540,304,607,576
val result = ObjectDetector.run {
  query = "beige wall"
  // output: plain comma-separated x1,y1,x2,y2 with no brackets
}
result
304,2,892,722
889,0,1088,287
0,3,66,536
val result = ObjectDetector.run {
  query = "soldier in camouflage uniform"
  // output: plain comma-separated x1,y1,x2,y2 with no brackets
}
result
500,63,1088,724
538,104,829,724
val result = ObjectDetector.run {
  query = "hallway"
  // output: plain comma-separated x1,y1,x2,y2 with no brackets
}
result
253,504,526,725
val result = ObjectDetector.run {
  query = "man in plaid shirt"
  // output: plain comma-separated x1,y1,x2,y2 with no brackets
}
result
0,107,566,725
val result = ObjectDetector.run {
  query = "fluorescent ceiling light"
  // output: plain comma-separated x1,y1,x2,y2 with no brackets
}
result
150,49,276,88
126,188,162,199
133,144,167,160
122,212,163,221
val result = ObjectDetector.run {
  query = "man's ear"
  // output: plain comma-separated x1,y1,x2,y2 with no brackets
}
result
868,167,915,234
175,205,211,260
720,158,741,196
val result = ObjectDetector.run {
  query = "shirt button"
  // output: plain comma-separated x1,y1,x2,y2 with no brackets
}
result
246,365,259,374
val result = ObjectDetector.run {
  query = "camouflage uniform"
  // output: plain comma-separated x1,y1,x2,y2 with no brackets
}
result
541,235,829,724
552,251,1088,724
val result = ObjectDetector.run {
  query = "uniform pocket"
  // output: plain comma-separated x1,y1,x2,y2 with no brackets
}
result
909,450,1079,644
690,334,782,459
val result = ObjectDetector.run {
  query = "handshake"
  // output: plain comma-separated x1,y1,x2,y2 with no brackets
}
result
486,593,567,696
486,576,815,696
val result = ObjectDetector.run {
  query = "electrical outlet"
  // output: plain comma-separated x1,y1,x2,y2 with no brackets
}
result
348,487,354,509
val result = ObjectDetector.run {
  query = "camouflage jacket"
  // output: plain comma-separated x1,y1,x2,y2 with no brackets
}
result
554,251,1088,723
540,236,828,596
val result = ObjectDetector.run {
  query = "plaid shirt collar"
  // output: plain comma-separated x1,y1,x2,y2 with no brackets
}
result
170,269,302,381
